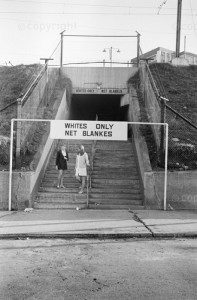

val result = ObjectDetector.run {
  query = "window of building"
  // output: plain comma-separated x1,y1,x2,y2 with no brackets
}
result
161,51,165,62
167,53,171,62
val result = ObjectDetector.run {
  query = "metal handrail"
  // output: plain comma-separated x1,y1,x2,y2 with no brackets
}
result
146,62,161,100
20,66,46,106
165,103,197,130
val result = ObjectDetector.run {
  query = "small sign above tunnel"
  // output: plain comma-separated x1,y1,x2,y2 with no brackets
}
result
73,88,127,95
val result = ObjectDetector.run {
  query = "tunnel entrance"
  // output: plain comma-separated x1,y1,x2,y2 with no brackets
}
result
69,94,128,121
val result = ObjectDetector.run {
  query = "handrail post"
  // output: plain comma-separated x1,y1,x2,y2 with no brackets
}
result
16,98,22,168
159,97,166,166
9,119,14,211
87,175,89,208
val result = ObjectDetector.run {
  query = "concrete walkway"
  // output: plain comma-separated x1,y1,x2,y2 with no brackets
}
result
134,210,197,237
0,209,196,238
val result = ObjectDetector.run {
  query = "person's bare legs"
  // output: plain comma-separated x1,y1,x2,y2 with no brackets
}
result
57,170,64,188
60,170,65,188
79,176,86,193
76,175,82,188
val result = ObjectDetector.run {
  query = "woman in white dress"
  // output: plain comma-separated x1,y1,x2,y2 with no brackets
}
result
75,145,90,194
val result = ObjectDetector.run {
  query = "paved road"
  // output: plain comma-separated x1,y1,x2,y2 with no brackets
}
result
0,238,197,300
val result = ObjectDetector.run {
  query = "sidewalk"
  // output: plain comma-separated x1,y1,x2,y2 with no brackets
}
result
0,209,196,239
134,210,197,237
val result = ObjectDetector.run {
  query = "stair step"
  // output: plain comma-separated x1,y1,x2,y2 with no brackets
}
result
39,187,85,193
43,174,78,179
91,178,140,184
41,178,81,183
94,153,134,157
90,188,140,193
89,199,142,204
91,184,140,190
93,163,136,168
37,191,87,199
45,169,76,173
40,182,84,188
92,169,137,173
93,166,137,170
96,148,132,151
34,202,87,209
88,204,144,210
92,172,138,180
90,193,142,200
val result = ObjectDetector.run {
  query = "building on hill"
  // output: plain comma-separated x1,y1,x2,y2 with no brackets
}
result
179,51,197,65
130,46,197,65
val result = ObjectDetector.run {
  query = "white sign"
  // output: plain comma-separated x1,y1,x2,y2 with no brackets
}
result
73,88,127,95
50,121,128,140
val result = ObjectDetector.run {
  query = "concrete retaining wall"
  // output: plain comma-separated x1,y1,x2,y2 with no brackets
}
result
154,171,197,209
1,88,70,211
139,62,161,147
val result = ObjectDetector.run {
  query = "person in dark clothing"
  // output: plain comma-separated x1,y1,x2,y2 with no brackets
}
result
56,145,69,188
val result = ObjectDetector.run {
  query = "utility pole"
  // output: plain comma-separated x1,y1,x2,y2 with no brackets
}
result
60,30,65,68
136,31,141,67
175,0,182,57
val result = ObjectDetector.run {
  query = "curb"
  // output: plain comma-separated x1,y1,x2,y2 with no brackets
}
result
152,232,197,238
0,232,196,239
0,233,152,239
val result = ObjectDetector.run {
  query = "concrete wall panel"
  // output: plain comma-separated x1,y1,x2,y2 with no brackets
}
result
61,67,138,89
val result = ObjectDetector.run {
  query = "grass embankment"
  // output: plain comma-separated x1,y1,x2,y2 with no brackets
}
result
150,63,197,169
0,64,42,167
129,63,197,170
0,64,42,134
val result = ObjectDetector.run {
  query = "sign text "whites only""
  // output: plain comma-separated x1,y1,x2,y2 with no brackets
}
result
50,121,127,141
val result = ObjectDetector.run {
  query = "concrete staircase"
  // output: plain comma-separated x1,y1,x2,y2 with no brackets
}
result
89,140,144,209
34,139,144,210
34,140,93,209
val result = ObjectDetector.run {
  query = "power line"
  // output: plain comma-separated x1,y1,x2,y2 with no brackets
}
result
157,0,168,15
0,11,196,16
0,0,178,10
190,0,197,42
0,0,196,13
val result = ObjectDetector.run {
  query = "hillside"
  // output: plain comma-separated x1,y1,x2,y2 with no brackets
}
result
149,63,197,124
128,63,197,170
0,64,42,136
150,63,197,170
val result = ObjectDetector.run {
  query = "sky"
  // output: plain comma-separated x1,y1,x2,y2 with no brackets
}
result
1,0,197,66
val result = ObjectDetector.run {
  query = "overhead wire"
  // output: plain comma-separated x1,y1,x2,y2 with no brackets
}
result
157,0,168,15
0,11,197,16
0,11,195,15
0,0,180,10
189,0,197,42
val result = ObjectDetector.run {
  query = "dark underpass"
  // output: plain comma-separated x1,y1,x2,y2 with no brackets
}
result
69,94,128,121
